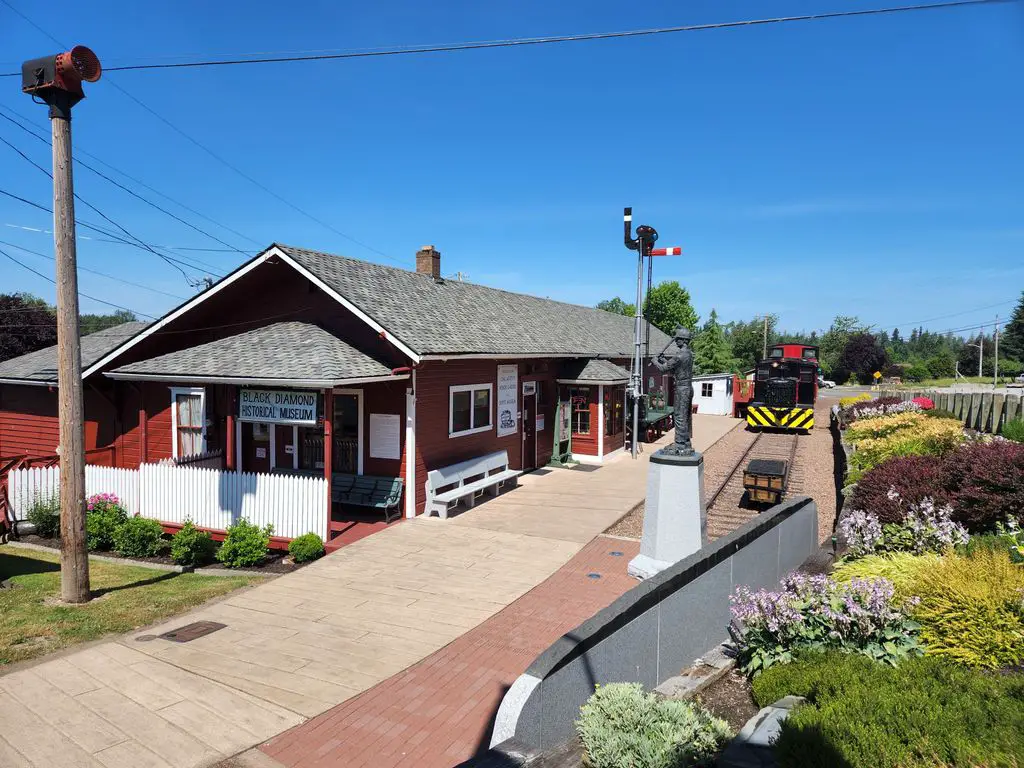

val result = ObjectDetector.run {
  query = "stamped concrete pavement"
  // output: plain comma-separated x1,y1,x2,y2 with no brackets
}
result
0,415,739,768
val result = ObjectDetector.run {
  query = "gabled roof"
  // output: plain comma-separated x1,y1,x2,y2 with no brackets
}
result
107,322,398,387
0,322,149,386
556,359,631,384
278,245,673,357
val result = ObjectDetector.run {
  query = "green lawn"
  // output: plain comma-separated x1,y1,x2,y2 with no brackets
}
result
0,547,258,665
894,376,1017,389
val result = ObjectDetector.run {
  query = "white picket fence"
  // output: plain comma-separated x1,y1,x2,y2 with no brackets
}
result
7,463,326,540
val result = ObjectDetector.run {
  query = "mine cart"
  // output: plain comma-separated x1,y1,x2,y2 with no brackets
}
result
743,458,788,505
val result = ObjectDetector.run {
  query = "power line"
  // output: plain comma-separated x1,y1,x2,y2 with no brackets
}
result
0,104,263,249
0,238,187,300
0,107,253,257
0,0,1007,78
877,299,1019,333
0,244,155,317
0,186,224,276
1,221,252,253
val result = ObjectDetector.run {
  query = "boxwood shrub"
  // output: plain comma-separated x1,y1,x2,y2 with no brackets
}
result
288,532,324,563
577,682,731,768
112,516,166,558
170,519,216,566
752,652,1024,768
216,518,272,568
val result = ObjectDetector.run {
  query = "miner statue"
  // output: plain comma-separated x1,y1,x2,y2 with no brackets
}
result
652,326,695,456
628,324,708,580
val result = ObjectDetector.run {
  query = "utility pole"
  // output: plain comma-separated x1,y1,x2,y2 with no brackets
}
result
22,46,102,603
763,316,769,359
994,317,999,385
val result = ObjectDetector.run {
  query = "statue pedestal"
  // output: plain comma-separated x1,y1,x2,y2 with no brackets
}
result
628,450,706,580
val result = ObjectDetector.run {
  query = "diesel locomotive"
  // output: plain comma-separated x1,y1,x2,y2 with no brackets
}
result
745,344,819,431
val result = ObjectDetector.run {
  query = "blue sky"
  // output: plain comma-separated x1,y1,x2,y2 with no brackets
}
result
0,0,1021,336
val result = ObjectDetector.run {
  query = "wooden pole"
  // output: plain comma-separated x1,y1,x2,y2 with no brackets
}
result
52,113,90,603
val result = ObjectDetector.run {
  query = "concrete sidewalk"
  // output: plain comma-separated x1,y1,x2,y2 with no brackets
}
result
0,415,739,768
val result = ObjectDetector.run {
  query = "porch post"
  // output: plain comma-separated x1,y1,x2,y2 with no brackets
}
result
226,413,235,471
139,407,148,464
597,384,605,459
323,390,334,517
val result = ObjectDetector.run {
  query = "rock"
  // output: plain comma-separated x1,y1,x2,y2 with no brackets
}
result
718,696,806,768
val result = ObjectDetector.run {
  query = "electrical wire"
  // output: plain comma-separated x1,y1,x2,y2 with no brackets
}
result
0,0,1008,78
1,221,252,253
0,244,155,317
0,104,263,249
0,186,224,276
0,238,188,300
0,108,253,257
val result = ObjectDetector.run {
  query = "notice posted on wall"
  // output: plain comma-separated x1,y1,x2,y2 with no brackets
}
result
369,413,401,460
536,414,545,431
497,364,518,437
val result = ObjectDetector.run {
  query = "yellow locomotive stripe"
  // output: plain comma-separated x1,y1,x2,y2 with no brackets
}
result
754,407,775,426
788,409,814,429
747,407,772,427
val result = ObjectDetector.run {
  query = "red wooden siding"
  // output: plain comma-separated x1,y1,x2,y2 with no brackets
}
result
359,380,407,479
0,384,110,459
412,360,555,514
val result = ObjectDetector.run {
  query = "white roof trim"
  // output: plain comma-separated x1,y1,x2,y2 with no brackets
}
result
83,251,275,379
0,377,53,387
274,248,421,364
104,372,409,387
556,378,628,385
421,353,629,361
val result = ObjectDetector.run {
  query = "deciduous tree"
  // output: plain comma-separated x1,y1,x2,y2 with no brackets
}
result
835,332,889,385
642,281,698,335
0,293,57,363
596,297,636,317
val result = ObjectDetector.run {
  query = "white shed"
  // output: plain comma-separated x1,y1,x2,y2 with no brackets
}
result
691,373,734,416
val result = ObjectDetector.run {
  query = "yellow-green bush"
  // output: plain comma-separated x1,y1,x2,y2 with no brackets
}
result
846,414,964,482
906,547,1024,669
839,393,872,409
831,552,941,597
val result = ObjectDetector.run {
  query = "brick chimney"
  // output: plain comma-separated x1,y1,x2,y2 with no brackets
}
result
416,245,441,279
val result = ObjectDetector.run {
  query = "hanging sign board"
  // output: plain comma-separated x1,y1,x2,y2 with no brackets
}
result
239,389,318,426
369,413,401,460
497,365,519,437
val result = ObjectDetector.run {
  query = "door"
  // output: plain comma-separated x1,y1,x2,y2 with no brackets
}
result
241,422,271,473
522,391,537,470
332,393,360,474
275,424,296,470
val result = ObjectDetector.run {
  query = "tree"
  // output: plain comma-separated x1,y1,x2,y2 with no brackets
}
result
692,309,734,374
834,332,889,385
725,314,778,371
79,309,137,336
1002,290,1024,362
819,315,863,377
642,281,698,335
0,293,57,363
925,352,956,379
596,297,636,317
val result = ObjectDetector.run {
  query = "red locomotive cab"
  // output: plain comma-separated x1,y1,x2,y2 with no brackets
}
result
768,344,818,363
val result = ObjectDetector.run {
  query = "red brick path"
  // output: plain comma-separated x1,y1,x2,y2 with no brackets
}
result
260,535,640,768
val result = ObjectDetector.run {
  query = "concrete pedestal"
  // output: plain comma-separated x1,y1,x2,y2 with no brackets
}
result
628,450,706,580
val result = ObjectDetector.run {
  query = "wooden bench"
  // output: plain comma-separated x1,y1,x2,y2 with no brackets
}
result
332,473,404,523
424,450,521,519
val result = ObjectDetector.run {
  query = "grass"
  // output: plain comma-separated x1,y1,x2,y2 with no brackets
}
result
0,547,258,665
894,376,1019,389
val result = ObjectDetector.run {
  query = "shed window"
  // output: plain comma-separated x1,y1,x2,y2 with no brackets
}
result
171,387,206,459
449,384,492,437
701,382,714,398
570,387,591,435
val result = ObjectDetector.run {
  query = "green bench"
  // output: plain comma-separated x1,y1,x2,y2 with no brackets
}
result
331,473,404,523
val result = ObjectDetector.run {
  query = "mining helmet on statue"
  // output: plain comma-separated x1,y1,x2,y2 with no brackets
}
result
675,327,693,341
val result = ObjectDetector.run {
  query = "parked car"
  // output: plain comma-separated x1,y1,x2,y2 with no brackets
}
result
818,378,837,389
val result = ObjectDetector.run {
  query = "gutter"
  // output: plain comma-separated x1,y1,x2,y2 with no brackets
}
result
103,372,410,387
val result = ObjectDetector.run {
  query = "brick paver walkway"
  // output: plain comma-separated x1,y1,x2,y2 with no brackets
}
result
260,535,640,768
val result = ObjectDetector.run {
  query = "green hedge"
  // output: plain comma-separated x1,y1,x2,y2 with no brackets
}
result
752,652,1024,768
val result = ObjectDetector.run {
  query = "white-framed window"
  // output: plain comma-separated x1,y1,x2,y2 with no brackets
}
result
701,382,714,398
170,386,206,459
449,383,493,437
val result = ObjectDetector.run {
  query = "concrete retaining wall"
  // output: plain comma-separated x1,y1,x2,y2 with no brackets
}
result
491,496,819,753
881,389,1023,435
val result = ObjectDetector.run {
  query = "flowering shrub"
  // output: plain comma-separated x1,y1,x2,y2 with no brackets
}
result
728,574,923,675
839,393,872,409
841,396,904,424
849,441,1024,532
85,493,128,551
911,396,934,411
839,490,968,558
850,400,923,422
846,413,964,483
994,518,1024,564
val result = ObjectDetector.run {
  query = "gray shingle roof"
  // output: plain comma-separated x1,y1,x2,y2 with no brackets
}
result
110,322,393,384
279,244,674,357
557,359,632,384
0,321,149,384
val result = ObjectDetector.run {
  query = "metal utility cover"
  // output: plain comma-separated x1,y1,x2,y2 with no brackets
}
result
159,621,227,643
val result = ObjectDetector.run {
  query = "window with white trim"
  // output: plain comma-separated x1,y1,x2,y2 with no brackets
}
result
701,382,714,398
170,387,206,459
449,384,492,437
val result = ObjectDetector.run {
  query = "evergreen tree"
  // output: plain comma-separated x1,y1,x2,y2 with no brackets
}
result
1002,290,1024,362
692,309,734,374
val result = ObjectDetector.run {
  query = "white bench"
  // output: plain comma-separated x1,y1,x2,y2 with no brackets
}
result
424,450,521,519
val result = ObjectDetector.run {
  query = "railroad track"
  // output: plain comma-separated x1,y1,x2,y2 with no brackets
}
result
705,428,802,541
